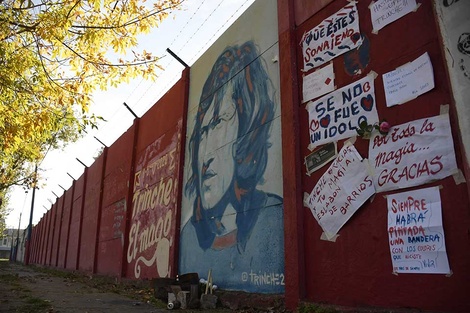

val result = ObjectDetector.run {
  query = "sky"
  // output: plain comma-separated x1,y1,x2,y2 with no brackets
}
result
5,0,256,229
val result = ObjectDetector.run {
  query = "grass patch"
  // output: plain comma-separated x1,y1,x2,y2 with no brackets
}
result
0,273,19,281
16,296,51,313
298,303,338,313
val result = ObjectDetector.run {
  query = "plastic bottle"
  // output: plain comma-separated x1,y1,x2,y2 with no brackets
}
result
167,300,181,310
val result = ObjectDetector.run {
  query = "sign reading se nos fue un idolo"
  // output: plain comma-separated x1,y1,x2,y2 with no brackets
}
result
307,73,379,147
368,114,458,193
387,186,450,274
301,3,362,71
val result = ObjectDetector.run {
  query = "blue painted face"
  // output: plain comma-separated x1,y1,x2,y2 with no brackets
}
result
197,83,238,210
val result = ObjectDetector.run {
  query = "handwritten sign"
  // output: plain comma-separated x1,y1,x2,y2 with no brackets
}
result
369,114,458,193
383,52,435,107
387,186,450,274
370,0,419,33
307,73,379,147
302,63,335,103
305,143,375,239
301,3,362,71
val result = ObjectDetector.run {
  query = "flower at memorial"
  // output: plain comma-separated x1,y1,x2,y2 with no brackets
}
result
356,119,390,139
378,120,391,134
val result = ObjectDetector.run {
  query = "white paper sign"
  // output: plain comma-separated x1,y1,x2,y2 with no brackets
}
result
301,3,362,71
369,114,458,193
305,144,375,238
370,0,418,33
302,63,335,103
383,52,435,107
307,73,379,147
387,186,451,274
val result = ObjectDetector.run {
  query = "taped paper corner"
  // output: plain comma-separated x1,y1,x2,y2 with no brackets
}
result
369,70,378,80
445,270,453,277
320,232,339,242
303,192,310,207
453,169,466,185
351,135,358,144
343,140,352,148
440,104,450,115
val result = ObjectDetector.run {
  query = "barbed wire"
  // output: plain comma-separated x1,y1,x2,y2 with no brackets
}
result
21,0,254,223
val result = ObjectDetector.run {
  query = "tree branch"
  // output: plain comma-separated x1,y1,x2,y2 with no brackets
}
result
70,0,183,30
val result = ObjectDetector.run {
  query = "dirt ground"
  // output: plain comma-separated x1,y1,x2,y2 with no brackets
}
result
0,260,286,313
0,260,171,312
1,260,268,313
0,260,431,313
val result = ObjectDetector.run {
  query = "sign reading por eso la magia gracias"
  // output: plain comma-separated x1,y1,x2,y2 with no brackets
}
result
307,73,379,148
387,186,450,274
301,3,362,71
305,143,375,239
369,113,458,193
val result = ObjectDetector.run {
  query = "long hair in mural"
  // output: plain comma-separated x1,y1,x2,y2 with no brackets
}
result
180,41,284,293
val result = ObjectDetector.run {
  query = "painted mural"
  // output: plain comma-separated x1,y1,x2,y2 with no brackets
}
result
180,25,284,292
126,120,182,279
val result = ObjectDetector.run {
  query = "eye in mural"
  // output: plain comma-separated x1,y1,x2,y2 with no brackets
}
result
180,41,285,293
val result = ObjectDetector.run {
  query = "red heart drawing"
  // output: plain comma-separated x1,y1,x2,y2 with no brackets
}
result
351,32,361,45
320,114,331,128
310,119,319,132
360,94,374,111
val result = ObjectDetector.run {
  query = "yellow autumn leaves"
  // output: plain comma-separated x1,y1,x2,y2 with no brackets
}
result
0,0,183,194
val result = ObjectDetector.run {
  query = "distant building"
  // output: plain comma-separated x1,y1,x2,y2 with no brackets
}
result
0,228,26,261
0,228,13,259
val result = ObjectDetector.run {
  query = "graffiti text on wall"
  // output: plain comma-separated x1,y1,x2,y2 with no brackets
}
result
241,271,285,287
127,121,181,279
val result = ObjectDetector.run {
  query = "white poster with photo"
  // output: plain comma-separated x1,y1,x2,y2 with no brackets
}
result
302,63,335,103
307,73,379,148
301,3,362,71
383,52,435,107
369,114,458,193
370,0,419,33
387,186,451,274
305,143,375,239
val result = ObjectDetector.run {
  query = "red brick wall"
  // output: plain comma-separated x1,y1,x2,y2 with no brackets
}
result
279,0,470,311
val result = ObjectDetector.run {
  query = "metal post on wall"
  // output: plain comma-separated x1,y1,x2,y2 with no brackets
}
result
123,102,139,119
25,164,38,265
94,136,107,147
166,48,190,68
